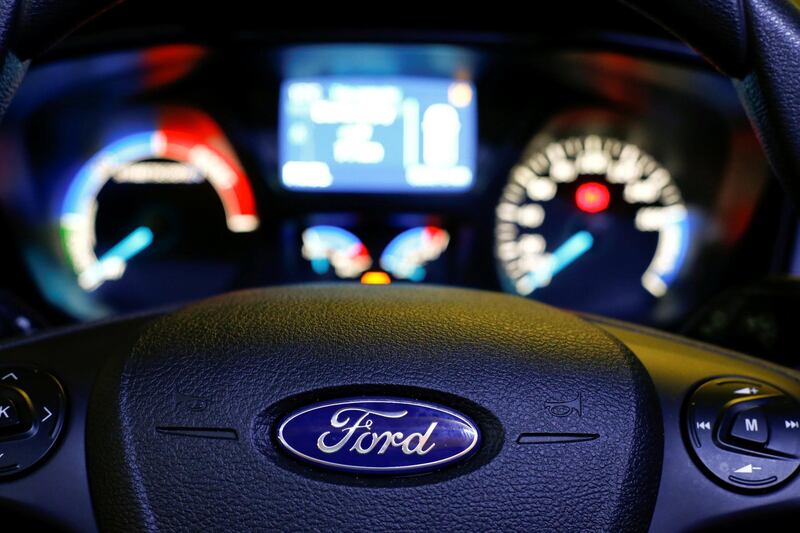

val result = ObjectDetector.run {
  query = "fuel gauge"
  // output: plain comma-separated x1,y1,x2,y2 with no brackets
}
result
298,221,450,285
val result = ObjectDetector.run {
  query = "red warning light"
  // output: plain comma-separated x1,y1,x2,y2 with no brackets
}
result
575,182,611,214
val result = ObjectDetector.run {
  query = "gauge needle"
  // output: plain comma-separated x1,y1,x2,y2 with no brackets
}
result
78,226,154,291
528,230,594,290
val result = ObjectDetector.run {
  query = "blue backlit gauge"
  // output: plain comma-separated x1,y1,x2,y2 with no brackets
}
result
59,108,260,317
380,226,450,282
301,226,373,279
495,135,691,320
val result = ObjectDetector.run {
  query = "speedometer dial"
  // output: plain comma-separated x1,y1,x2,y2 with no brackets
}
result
495,135,689,318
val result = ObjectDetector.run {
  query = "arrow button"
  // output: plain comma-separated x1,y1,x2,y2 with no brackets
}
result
764,398,800,457
1,373,18,382
729,461,778,487
0,399,21,430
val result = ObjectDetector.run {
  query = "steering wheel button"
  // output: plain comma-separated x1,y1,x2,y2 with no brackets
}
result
0,372,19,383
714,380,777,402
0,367,66,479
687,404,718,448
0,398,20,430
685,377,800,491
0,388,31,437
764,400,800,457
730,408,768,445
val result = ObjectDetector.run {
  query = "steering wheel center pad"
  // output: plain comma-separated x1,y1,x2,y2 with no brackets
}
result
87,285,661,531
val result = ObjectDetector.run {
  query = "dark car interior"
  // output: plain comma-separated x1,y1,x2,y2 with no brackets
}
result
0,1,798,531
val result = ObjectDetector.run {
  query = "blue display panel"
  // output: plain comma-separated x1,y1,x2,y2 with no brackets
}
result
279,77,477,193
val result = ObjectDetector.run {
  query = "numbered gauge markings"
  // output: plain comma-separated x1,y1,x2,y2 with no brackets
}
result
495,135,689,305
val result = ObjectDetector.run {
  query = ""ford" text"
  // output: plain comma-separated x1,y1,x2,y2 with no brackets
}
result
317,407,437,455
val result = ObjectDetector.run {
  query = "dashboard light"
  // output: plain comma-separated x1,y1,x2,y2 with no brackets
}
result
448,81,473,108
360,271,391,285
575,182,610,214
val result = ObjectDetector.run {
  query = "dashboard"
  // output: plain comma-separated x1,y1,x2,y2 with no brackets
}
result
0,36,789,337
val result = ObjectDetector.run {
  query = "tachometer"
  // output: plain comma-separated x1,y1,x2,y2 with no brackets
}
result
60,108,260,315
495,134,689,318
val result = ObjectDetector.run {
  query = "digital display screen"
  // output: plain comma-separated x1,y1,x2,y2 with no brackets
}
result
279,77,477,193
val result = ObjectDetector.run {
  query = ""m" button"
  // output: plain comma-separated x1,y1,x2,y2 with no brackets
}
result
731,408,768,445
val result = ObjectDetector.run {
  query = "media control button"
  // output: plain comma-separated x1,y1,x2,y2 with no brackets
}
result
685,377,800,491
765,398,800,457
730,408,768,445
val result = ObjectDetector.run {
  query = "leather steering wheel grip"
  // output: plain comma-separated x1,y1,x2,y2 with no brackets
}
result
623,0,800,205
1,0,121,59
0,0,119,116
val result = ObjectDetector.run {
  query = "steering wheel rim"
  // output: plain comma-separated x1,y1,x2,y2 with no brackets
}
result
0,2,798,531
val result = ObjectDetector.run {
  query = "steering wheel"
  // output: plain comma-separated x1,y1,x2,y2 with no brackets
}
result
0,2,799,531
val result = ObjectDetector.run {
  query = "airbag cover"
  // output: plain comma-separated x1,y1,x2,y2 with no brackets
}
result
87,285,662,532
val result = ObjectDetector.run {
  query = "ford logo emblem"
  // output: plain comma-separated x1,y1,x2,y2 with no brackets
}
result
276,397,481,474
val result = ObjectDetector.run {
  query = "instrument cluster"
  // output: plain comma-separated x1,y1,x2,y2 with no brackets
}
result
0,43,776,327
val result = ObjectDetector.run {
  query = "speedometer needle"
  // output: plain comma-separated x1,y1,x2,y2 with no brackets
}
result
528,230,594,290
78,226,154,291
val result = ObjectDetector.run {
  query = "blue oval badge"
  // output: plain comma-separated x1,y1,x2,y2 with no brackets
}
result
276,397,480,474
